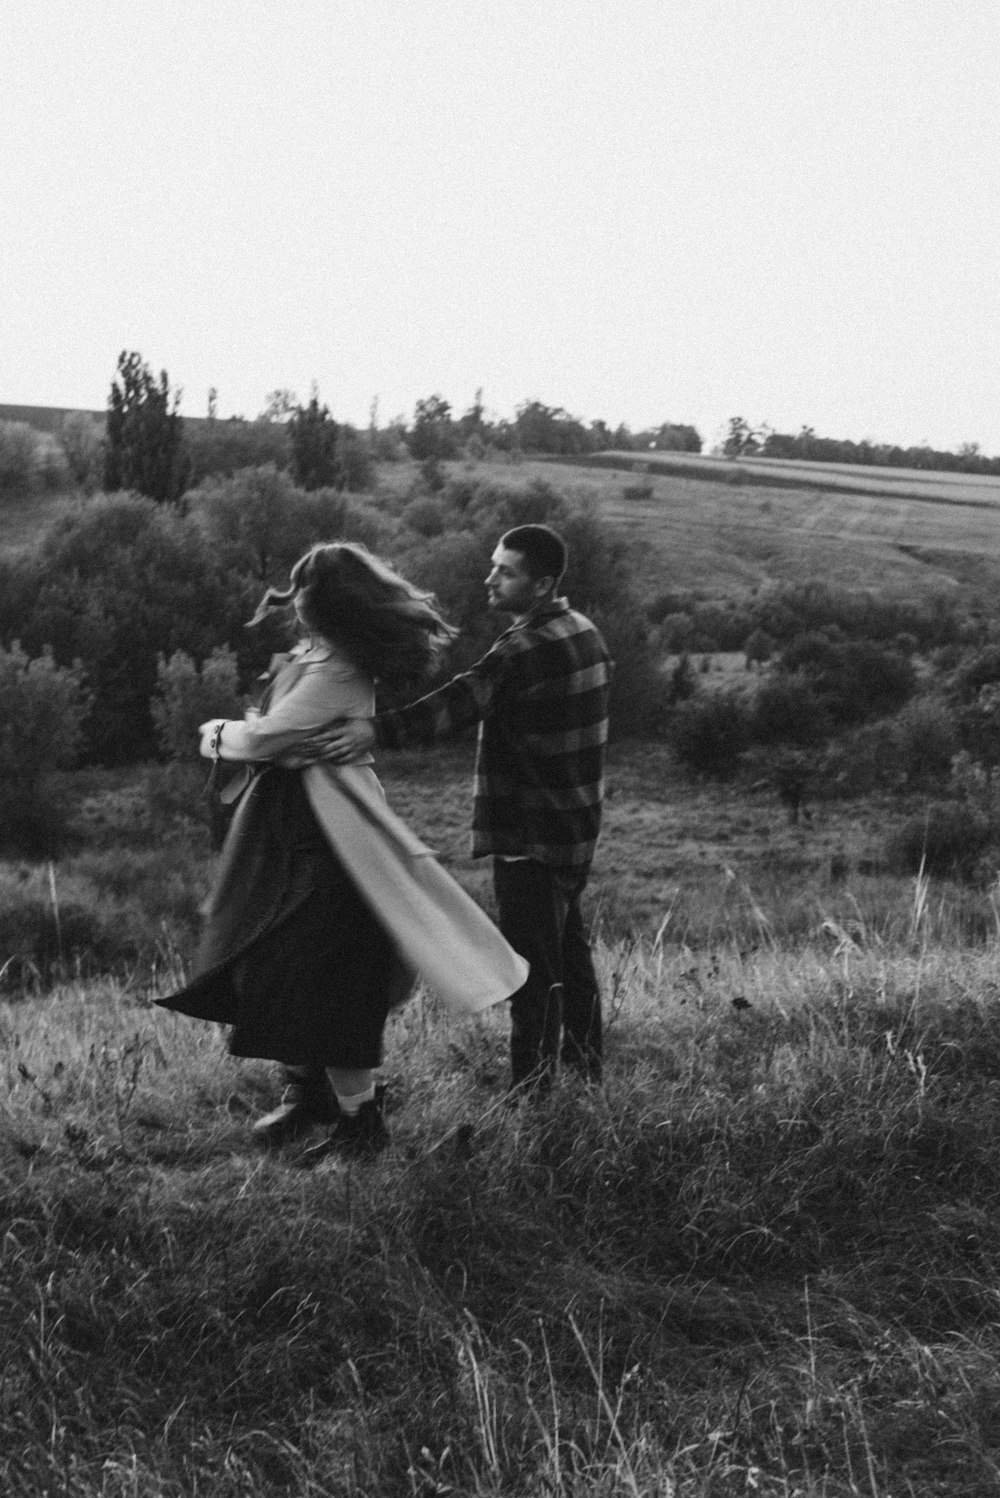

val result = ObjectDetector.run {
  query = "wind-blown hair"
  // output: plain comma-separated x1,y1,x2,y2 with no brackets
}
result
250,543,456,691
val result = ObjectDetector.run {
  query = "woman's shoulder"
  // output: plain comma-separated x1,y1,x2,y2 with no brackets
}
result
295,641,365,682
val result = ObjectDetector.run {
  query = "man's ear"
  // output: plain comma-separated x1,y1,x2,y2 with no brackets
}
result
533,574,556,598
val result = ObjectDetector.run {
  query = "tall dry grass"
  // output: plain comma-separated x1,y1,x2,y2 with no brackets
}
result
4,886,1000,1494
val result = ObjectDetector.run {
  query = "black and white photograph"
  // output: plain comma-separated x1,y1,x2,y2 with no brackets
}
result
3,3,1000,1492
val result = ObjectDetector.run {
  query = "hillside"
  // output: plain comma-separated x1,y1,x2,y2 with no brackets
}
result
4,402,1000,610
5,428,1000,1494
549,447,1000,505
0,402,105,434
527,456,1000,606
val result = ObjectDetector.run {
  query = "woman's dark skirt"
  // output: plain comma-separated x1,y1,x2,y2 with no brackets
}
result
162,769,412,1068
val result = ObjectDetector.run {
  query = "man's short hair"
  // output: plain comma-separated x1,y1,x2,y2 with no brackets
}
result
500,525,568,586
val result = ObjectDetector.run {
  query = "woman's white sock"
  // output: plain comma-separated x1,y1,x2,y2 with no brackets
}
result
334,1083,376,1117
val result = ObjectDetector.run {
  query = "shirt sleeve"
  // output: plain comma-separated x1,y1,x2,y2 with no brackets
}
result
199,660,371,762
375,643,512,750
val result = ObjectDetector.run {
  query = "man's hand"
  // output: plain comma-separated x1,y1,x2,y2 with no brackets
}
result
279,717,377,768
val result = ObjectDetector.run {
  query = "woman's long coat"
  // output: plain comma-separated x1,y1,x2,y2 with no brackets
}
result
161,643,527,1022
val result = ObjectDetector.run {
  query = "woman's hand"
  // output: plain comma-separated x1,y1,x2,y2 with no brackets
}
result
278,717,377,767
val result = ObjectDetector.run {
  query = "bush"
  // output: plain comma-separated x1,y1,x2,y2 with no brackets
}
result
749,580,961,650
885,801,994,878
948,751,1000,826
0,553,42,645
0,420,39,493
0,642,91,854
0,864,133,983
655,612,696,653
194,466,390,592
949,644,1000,701
744,627,774,667
34,434,70,491
778,635,916,726
14,494,237,763
956,683,1000,766
185,416,290,485
0,850,207,985
59,411,105,493
669,693,750,778
666,652,696,705
743,745,817,823
749,674,829,746
892,696,959,787
151,648,244,761
334,425,375,491
184,417,291,485
401,495,449,537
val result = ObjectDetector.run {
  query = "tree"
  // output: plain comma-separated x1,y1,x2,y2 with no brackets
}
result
457,388,486,442
289,392,340,489
743,627,775,669
409,395,458,460
184,416,291,486
669,693,750,778
397,476,672,733
514,401,591,456
194,465,387,591
648,422,702,453
333,425,374,491
152,647,243,761
17,494,235,762
721,416,760,458
259,389,299,422
105,351,191,503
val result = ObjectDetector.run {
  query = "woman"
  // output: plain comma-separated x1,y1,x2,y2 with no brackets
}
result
158,543,527,1160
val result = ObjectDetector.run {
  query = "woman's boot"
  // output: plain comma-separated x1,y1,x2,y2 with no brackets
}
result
297,1087,389,1165
251,1066,338,1147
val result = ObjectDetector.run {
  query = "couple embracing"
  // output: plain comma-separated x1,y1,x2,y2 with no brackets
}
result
159,525,612,1161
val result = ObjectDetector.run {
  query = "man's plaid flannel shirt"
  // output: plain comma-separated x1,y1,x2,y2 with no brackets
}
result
375,598,612,870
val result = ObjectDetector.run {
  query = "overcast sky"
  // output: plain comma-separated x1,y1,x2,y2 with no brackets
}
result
3,0,999,453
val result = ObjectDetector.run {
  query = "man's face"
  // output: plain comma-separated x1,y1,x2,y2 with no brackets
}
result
486,546,546,616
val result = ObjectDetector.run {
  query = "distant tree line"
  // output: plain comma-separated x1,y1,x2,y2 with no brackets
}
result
1,353,704,506
5,350,1000,870
391,394,701,461
723,417,1000,476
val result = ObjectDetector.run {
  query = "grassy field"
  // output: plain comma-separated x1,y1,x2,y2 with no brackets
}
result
553,448,1000,506
4,748,1000,1492
4,453,1000,1491
8,741,994,988
5,864,1000,1493
7,450,1000,611
526,458,1000,606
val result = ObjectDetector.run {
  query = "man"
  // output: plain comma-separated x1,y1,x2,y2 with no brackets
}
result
321,524,612,1091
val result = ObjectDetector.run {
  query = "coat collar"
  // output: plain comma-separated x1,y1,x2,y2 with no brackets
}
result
496,595,570,642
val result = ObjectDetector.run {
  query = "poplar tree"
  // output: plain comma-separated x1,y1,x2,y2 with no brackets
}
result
105,350,191,503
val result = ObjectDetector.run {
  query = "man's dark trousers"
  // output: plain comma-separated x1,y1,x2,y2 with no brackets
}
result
493,857,602,1088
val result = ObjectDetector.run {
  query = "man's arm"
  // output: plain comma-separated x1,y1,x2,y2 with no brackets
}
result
296,653,509,764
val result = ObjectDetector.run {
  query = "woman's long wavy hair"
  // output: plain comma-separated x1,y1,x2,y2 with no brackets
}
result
250,542,456,691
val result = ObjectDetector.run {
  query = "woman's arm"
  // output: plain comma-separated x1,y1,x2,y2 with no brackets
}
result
199,660,371,764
